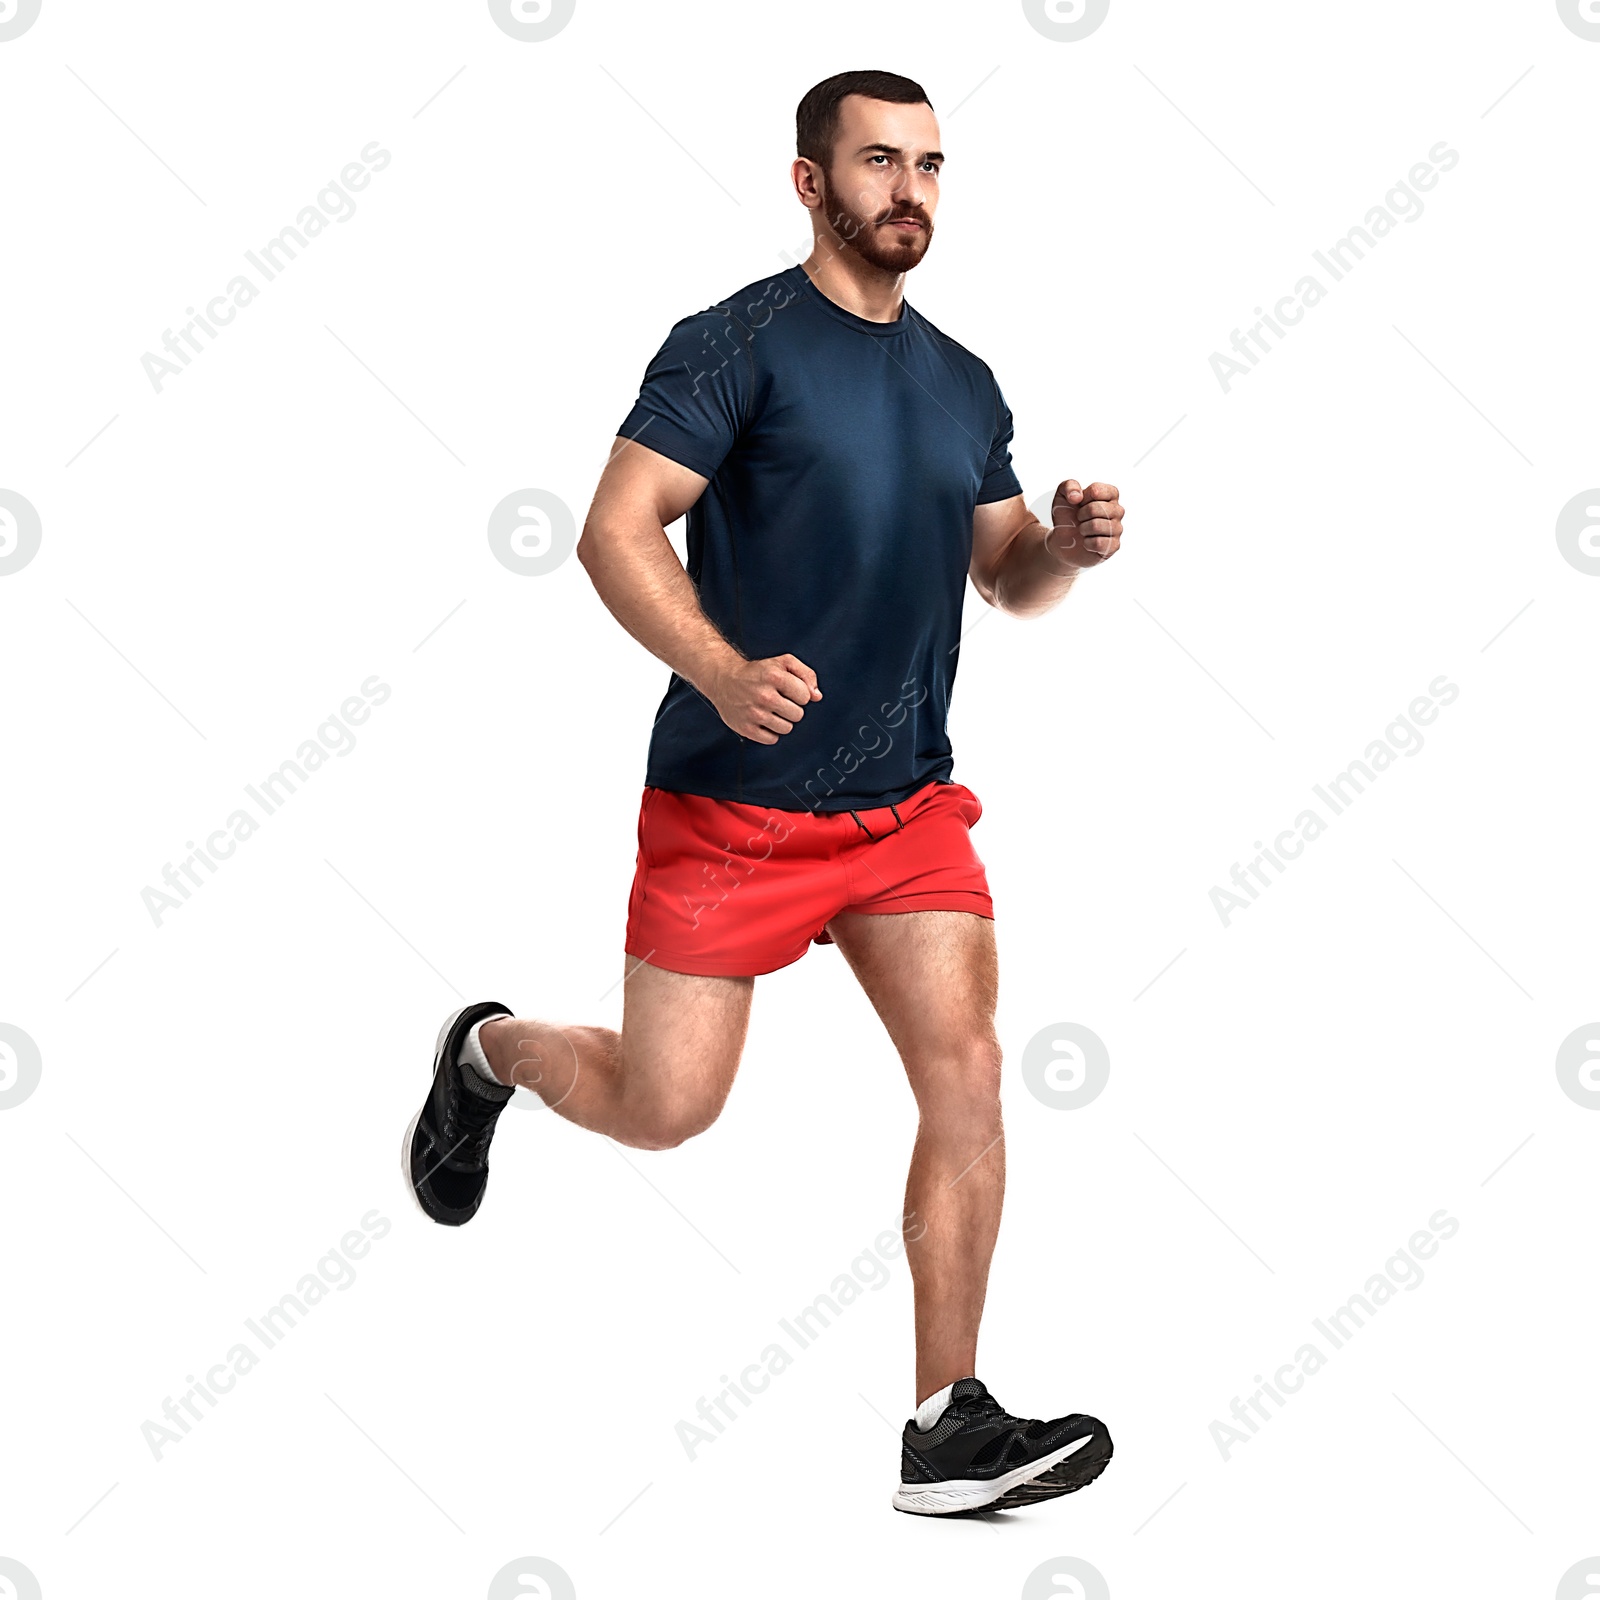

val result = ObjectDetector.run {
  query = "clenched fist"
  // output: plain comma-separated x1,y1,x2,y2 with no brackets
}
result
708,653,821,744
1047,480,1124,568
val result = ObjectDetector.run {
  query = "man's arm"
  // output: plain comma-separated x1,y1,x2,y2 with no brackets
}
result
968,480,1125,617
577,437,821,745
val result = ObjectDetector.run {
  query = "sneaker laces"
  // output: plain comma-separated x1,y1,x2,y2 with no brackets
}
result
440,1074,506,1166
951,1391,1027,1431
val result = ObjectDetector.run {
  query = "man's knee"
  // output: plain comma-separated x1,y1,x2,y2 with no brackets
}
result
625,1094,725,1151
913,1038,1003,1119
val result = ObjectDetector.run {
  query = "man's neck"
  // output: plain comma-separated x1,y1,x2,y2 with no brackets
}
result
799,248,906,324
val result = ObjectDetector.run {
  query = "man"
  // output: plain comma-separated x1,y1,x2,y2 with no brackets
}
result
404,68,1126,1517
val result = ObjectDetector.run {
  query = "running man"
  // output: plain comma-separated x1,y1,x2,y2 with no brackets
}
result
404,69,1126,1516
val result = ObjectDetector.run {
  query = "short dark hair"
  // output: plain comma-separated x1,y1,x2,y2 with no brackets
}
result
796,70,932,168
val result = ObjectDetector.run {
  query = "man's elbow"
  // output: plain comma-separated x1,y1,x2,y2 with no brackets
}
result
579,495,659,572
575,517,617,574
970,569,1003,611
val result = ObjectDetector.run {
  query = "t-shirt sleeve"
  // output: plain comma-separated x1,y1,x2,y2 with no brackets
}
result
614,308,751,481
977,376,1024,505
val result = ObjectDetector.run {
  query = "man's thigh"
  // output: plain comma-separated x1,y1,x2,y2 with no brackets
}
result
823,909,998,1066
618,955,754,1106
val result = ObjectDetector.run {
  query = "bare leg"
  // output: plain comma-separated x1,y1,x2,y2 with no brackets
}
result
478,958,753,1150
824,909,1004,1407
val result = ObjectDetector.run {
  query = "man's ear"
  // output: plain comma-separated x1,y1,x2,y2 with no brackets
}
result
792,157,826,210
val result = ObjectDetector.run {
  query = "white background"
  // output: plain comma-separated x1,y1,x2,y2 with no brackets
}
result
2,1,1596,1596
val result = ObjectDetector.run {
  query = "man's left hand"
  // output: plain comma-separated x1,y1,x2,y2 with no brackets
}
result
1046,479,1124,569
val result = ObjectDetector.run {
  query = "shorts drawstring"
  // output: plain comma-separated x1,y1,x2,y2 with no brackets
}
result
849,802,907,842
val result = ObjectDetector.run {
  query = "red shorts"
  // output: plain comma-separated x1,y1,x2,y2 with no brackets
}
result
624,778,993,977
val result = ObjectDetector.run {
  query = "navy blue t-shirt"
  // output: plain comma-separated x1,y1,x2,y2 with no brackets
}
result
616,264,1022,813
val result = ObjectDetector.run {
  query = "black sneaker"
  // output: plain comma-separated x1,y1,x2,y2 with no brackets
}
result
894,1378,1113,1516
402,1002,514,1226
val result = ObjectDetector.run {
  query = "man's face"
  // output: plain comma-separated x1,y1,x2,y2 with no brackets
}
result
816,94,941,272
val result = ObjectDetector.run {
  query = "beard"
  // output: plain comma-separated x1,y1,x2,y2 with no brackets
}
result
819,166,933,272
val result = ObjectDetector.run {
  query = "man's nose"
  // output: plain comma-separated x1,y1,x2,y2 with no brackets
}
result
894,168,926,208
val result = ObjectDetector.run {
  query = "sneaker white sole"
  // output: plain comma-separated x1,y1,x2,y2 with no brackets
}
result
399,1005,480,1220
892,1432,1097,1516
400,1105,428,1218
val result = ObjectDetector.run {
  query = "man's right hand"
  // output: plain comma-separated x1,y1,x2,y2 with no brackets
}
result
706,653,821,744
